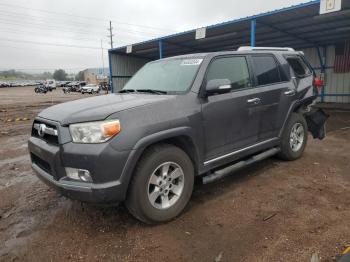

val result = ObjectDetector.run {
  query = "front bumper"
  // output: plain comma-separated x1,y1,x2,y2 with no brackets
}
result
28,134,131,204
32,162,124,203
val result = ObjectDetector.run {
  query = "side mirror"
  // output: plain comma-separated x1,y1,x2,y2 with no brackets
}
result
206,79,231,95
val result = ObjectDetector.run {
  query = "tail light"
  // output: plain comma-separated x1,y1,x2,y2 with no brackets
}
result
314,78,324,89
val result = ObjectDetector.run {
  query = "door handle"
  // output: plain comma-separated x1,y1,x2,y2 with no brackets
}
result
247,97,261,105
284,89,296,96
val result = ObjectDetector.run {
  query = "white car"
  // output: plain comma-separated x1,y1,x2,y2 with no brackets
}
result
45,79,57,89
81,84,100,94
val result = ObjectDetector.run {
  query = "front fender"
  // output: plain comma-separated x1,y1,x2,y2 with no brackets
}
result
118,127,201,199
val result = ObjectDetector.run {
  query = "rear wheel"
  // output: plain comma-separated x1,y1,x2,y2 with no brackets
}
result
125,144,194,224
278,112,308,160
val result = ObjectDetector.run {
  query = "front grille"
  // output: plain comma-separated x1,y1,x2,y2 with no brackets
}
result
32,120,59,145
31,153,52,175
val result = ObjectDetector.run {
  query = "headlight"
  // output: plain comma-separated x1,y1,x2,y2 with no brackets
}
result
69,119,121,143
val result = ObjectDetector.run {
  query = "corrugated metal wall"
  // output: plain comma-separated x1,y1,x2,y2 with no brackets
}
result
302,45,350,103
110,54,149,92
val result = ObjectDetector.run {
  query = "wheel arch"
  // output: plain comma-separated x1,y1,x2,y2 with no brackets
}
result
278,96,315,138
119,127,201,200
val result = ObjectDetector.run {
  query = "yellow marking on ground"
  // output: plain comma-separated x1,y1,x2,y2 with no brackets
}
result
3,117,30,122
343,246,350,255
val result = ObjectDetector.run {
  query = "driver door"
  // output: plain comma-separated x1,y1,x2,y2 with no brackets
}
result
201,55,260,161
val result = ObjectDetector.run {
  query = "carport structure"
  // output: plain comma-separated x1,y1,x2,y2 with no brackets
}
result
109,0,350,102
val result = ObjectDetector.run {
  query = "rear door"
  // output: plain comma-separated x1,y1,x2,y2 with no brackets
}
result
201,55,260,160
249,54,296,140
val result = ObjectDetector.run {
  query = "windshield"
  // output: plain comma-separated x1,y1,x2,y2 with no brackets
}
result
122,58,203,93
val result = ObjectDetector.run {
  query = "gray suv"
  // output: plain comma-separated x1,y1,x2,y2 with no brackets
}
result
28,47,328,224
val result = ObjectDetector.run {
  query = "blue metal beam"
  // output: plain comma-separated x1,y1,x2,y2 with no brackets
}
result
250,19,256,47
159,39,163,59
320,93,350,97
316,46,326,102
108,50,113,93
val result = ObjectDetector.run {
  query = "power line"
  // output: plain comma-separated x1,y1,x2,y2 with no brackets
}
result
0,2,176,33
0,43,105,57
0,17,163,39
0,9,166,35
0,27,107,43
0,18,108,36
0,10,107,30
0,37,105,49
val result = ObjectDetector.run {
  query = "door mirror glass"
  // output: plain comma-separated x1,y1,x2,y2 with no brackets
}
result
206,79,231,95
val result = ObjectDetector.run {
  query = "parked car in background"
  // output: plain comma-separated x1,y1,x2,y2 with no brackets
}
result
45,79,57,90
81,84,100,94
66,81,81,92
0,82,9,87
34,84,51,94
28,47,328,224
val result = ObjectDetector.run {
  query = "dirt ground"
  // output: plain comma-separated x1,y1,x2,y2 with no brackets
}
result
0,86,349,262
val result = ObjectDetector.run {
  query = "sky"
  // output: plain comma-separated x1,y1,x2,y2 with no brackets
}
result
0,0,309,74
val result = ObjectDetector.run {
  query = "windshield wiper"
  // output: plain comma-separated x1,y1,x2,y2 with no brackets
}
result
119,89,136,93
135,89,167,95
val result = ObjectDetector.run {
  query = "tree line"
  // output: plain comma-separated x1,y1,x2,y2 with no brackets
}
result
0,69,85,81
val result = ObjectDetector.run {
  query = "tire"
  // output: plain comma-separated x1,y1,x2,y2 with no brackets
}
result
34,88,39,93
125,144,194,224
278,112,308,161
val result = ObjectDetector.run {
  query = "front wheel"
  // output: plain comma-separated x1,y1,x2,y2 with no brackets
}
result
125,144,194,224
278,112,308,161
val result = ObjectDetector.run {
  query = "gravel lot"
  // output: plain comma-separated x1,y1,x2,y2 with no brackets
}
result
1,86,349,262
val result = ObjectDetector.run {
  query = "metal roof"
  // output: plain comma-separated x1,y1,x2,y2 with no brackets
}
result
109,0,350,59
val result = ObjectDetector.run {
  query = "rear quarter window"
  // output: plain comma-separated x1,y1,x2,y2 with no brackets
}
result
286,56,312,78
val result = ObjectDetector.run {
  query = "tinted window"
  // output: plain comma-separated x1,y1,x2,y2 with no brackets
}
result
286,56,311,77
206,56,250,91
252,56,281,86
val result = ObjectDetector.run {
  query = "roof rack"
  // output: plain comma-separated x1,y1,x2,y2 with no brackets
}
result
237,46,295,52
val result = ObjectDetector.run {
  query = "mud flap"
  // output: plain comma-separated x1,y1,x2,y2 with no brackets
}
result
304,109,329,140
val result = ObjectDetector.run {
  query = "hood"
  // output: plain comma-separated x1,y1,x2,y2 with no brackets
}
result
38,93,174,125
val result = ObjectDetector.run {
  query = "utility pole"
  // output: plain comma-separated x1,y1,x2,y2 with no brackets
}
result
107,21,114,94
100,39,107,93
100,39,105,74
108,21,114,49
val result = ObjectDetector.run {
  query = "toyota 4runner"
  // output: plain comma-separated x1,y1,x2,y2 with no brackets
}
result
28,47,328,224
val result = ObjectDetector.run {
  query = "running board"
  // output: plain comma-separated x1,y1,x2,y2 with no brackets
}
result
202,147,280,184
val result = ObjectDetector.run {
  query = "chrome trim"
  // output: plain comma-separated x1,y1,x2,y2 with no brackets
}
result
204,138,279,166
33,123,58,137
247,97,261,104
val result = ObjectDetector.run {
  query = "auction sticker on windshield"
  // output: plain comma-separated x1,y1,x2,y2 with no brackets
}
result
181,59,203,66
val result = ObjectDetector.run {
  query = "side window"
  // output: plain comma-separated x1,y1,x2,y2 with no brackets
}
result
251,56,281,86
206,56,251,91
286,56,311,78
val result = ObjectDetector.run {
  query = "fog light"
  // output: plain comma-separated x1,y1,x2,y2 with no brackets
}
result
65,167,92,182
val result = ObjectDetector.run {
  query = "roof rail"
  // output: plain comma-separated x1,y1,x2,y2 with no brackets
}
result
237,46,295,52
